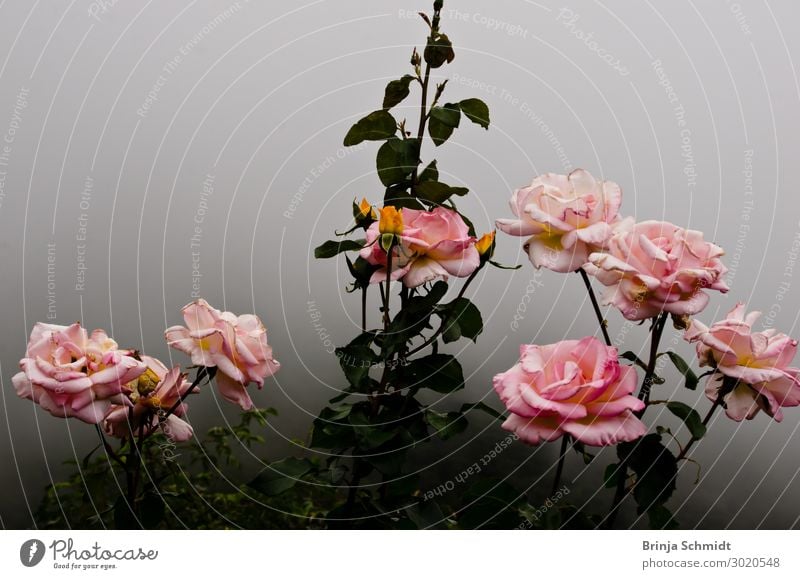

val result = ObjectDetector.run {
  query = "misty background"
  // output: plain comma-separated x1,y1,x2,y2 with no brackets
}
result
1,0,800,529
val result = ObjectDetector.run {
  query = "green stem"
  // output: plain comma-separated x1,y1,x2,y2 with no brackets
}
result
605,312,668,528
95,424,125,468
578,267,611,347
636,312,669,416
551,436,570,496
361,286,368,332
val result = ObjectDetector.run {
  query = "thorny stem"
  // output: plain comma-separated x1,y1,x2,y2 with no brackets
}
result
605,312,669,528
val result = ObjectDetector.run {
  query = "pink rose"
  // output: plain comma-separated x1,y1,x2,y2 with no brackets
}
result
104,356,195,441
12,323,146,424
585,220,729,320
685,303,800,422
493,337,646,446
360,206,480,288
165,299,280,410
495,169,622,272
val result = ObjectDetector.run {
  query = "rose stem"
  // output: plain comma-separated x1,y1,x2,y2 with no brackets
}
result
94,424,125,468
577,267,612,347
551,435,570,496
361,287,368,332
605,311,668,528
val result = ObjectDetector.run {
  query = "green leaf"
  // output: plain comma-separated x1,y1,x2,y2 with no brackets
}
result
405,354,464,393
314,239,364,259
419,159,439,182
343,110,397,146
383,75,415,110
345,255,379,290
406,500,446,529
414,180,468,204
376,137,418,186
382,281,448,355
310,407,357,450
248,457,313,496
428,114,455,146
459,401,504,421
647,504,679,530
617,434,678,515
335,333,378,391
459,479,524,529
426,408,468,440
620,350,647,370
604,463,624,489
666,401,707,440
438,297,483,343
458,98,490,129
488,260,522,270
665,351,699,391
430,103,461,127
349,409,400,450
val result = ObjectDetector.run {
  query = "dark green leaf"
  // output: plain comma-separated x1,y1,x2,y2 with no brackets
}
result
140,491,166,528
383,75,415,110
113,496,137,530
382,281,448,354
459,401,504,421
430,103,461,127
314,239,364,259
343,110,397,146
572,439,595,464
404,354,464,393
310,408,356,450
459,479,524,529
618,434,678,515
335,333,378,391
414,180,468,204
248,457,313,496
666,401,707,440
665,351,699,391
458,98,490,129
349,409,400,450
603,463,624,489
376,137,418,186
426,408,468,440
428,114,455,146
345,256,379,290
406,500,447,529
620,351,647,370
437,297,483,343
647,504,679,530
488,260,522,270
419,159,439,182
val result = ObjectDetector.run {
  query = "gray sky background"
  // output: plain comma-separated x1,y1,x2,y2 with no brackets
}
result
1,0,800,529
